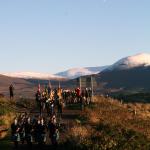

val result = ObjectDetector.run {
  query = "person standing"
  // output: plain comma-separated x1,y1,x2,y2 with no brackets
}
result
9,84,14,100
76,87,81,103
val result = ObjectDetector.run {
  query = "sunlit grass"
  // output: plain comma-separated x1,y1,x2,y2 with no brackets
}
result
66,96,150,150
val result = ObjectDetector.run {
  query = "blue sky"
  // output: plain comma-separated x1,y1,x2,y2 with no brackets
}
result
0,0,150,73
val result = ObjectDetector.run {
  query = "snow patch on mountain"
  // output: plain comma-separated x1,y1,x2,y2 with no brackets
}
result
2,72,62,79
56,66,108,79
107,53,150,71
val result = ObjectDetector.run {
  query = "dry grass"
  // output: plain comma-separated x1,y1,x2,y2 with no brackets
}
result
66,96,150,149
70,126,90,139
0,98,17,139
94,96,150,137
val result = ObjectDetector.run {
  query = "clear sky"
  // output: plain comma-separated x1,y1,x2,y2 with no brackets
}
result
0,0,150,74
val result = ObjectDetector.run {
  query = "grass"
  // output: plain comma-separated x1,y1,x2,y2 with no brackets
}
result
0,97,33,148
0,133,11,150
65,96,150,150
0,120,5,126
1,96,150,149
66,103,82,110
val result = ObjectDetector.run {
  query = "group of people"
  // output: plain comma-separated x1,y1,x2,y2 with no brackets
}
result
35,86,93,117
35,87,63,118
11,84,93,149
62,88,92,105
11,113,59,149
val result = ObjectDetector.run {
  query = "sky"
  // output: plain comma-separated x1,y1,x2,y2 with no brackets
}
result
0,0,150,74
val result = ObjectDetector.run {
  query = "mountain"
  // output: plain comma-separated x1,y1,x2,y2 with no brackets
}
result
106,53,150,71
55,66,108,79
2,66,109,80
95,53,150,93
2,72,63,80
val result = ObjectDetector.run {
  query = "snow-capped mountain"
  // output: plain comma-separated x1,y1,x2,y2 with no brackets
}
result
94,53,150,93
56,66,108,79
1,66,108,80
2,72,62,79
106,53,150,71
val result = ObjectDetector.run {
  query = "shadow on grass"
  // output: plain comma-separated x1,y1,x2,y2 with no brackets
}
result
0,135,12,150
66,104,82,110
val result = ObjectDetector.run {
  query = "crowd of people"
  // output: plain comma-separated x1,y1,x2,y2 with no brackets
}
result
11,84,93,149
11,113,59,149
35,86,93,117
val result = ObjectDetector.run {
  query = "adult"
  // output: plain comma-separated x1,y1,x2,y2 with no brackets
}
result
35,118,47,146
88,88,92,104
48,86,51,95
85,88,89,105
76,88,81,103
11,118,20,149
9,84,14,100
48,118,59,148
24,117,33,148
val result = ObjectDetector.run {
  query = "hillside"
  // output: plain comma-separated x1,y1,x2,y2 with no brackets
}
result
2,72,63,80
0,96,150,150
86,53,150,94
0,74,35,97
66,96,150,150
95,66,150,93
0,98,17,139
106,53,150,71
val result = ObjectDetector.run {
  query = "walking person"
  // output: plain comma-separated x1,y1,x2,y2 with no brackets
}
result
24,117,33,148
88,88,92,104
40,118,47,145
48,117,59,149
18,116,25,145
85,88,89,105
35,90,41,110
11,118,20,149
81,89,86,110
35,118,47,147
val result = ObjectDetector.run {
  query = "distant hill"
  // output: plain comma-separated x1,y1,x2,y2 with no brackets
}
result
2,53,150,97
1,72,63,80
0,74,35,97
55,66,108,79
97,66,150,91
1,66,109,80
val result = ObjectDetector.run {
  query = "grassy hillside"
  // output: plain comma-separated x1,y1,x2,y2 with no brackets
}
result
0,96,150,149
0,76,36,99
65,96,150,150
0,97,35,138
112,92,150,103
0,98,17,139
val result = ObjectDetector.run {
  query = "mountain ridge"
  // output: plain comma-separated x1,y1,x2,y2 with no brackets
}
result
55,66,108,79
105,53,150,71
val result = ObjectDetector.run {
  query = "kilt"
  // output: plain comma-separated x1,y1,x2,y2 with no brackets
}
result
11,133,20,142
